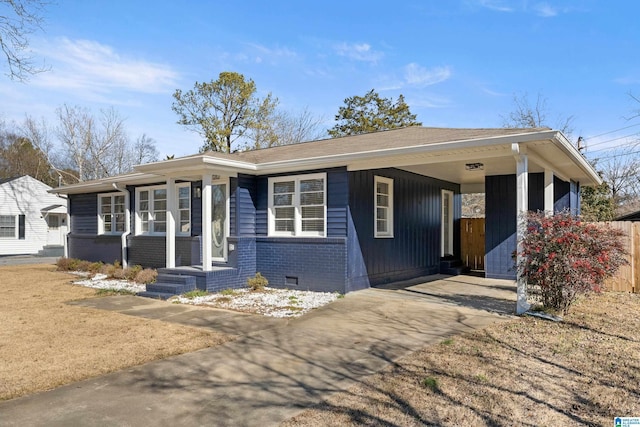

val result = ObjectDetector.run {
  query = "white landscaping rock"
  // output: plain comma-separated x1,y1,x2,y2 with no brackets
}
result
175,287,340,318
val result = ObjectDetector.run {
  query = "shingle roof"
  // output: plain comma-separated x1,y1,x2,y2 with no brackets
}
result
202,126,550,164
0,176,23,185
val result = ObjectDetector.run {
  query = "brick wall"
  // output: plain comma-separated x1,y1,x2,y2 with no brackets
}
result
255,237,348,293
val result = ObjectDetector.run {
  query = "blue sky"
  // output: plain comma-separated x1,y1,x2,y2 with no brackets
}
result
1,0,639,160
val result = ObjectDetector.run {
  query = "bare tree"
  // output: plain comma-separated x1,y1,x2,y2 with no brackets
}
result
590,149,640,213
246,107,325,150
501,92,575,141
1,0,50,81
131,133,159,165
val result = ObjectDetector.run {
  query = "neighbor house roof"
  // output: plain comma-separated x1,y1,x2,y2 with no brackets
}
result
52,126,602,195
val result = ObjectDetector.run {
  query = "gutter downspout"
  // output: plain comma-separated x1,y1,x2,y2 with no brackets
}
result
112,183,131,268
55,193,70,258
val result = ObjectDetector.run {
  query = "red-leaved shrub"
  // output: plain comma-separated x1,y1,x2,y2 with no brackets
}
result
516,211,627,314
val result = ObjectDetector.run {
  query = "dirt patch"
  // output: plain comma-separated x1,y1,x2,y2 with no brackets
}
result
0,264,231,401
283,292,640,426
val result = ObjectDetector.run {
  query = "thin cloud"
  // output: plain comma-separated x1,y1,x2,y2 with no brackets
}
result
475,0,514,12
334,42,384,63
32,37,179,94
404,63,452,87
244,43,297,65
533,3,558,17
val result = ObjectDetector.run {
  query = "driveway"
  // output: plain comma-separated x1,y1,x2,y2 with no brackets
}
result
0,275,516,426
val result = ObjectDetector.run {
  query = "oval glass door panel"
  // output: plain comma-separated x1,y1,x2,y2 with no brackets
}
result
211,184,227,260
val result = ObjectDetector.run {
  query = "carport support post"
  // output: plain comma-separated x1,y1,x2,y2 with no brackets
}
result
513,143,531,315
166,177,176,269
544,169,554,215
201,174,212,272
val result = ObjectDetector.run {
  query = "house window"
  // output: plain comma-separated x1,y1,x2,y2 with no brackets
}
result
268,173,326,237
375,176,393,238
0,215,16,238
98,193,126,234
135,184,190,235
178,185,191,234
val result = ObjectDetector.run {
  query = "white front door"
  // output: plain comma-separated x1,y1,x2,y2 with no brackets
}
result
46,214,66,246
441,190,454,257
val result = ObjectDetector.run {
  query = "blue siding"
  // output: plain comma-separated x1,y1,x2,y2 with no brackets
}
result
571,180,580,214
348,168,459,286
69,193,98,234
235,174,257,236
554,176,571,213
485,175,517,280
528,173,544,212
485,172,561,279
191,181,202,236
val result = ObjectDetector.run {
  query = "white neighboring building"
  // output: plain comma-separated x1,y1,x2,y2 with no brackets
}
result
0,176,68,256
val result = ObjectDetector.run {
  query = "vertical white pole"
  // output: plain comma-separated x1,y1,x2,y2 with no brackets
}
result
202,174,212,271
513,143,530,315
544,169,554,215
166,177,176,268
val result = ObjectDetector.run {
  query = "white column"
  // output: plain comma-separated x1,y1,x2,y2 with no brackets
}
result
201,174,212,271
512,143,530,315
544,169,554,215
165,177,176,268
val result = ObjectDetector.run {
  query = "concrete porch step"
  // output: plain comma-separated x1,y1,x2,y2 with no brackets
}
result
136,291,176,300
141,273,197,298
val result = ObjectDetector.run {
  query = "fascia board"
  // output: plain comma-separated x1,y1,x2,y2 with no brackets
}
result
551,132,602,186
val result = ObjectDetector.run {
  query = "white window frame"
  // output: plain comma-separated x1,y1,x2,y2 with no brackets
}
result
135,183,191,236
98,192,126,235
374,176,394,238
268,173,327,237
0,215,17,239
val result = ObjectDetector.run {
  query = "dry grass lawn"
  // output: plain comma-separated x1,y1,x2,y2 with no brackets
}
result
284,292,640,426
0,264,231,401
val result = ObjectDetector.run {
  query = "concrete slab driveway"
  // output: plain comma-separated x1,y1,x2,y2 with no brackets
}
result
0,275,516,427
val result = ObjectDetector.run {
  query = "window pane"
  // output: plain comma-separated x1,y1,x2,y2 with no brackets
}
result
180,210,190,221
300,192,323,205
377,207,387,220
180,221,190,233
154,200,167,211
274,181,295,193
376,182,389,195
376,194,389,207
302,220,324,232
155,211,166,222
154,189,166,199
179,198,190,209
139,191,148,201
302,206,324,219
273,194,293,206
179,186,190,198
275,207,295,219
0,215,16,238
377,219,387,233
300,178,323,192
275,219,294,232
154,222,166,233
139,201,149,211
